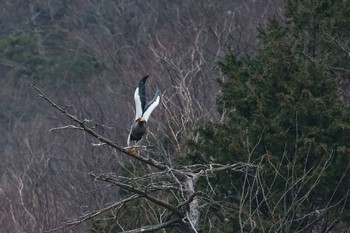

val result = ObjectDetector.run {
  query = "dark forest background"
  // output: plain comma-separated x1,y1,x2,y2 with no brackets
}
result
0,0,349,232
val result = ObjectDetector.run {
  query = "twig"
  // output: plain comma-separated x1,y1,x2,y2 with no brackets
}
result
120,218,182,233
200,162,259,176
49,125,84,131
44,195,139,232
177,191,199,208
90,173,184,217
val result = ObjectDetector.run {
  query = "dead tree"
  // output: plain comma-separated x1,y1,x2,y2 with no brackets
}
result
32,84,257,232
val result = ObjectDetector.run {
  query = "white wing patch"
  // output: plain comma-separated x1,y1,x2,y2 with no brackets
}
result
142,95,160,122
134,87,143,120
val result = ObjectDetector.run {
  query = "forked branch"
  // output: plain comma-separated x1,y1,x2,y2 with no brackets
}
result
90,173,184,217
44,195,139,232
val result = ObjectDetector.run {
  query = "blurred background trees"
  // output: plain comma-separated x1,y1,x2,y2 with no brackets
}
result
0,0,349,232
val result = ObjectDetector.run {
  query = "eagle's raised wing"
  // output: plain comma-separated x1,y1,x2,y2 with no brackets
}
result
134,75,149,120
142,87,160,122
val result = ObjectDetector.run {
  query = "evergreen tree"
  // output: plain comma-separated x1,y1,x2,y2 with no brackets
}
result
189,0,350,231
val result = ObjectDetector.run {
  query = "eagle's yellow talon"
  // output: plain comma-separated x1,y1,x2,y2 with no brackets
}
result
131,147,138,155
123,146,138,155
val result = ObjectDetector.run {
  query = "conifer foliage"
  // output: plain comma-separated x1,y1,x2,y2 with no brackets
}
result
189,0,350,231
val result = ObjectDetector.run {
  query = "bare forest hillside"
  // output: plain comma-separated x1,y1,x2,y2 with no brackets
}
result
3,0,349,232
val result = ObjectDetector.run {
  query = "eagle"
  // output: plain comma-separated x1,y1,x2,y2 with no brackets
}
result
127,75,160,147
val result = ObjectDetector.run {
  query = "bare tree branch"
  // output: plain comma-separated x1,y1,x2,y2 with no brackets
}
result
31,83,168,171
90,173,184,218
120,218,182,233
49,125,84,131
44,195,139,232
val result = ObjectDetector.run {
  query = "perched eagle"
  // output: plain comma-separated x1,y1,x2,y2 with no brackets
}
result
127,75,160,147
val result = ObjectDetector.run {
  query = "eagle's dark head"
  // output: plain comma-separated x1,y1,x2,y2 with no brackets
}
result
138,117,146,126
